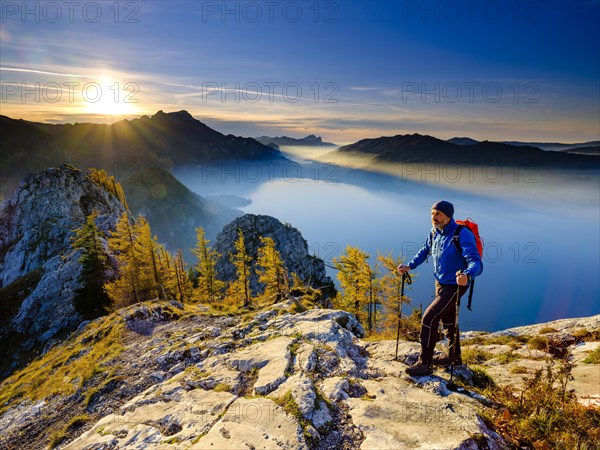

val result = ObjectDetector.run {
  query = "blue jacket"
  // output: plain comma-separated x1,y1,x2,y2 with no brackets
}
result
408,219,483,285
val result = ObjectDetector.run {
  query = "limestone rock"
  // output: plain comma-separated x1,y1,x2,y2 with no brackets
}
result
8,299,598,450
0,164,126,376
214,214,334,297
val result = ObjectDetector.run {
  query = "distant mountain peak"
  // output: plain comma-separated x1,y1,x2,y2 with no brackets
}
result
171,110,195,120
254,135,336,147
152,109,195,121
447,136,480,145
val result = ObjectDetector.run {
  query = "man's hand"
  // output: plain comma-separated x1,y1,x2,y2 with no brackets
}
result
397,264,411,274
456,271,469,286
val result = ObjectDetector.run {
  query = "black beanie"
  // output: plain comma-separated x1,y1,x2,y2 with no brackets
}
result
431,200,454,219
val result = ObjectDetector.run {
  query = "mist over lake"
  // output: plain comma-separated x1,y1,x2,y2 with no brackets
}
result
173,146,600,331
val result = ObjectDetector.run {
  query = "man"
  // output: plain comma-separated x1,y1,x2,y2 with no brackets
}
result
398,200,483,376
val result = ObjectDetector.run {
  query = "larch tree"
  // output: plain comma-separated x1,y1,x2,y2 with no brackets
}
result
378,252,411,335
256,236,289,304
87,168,128,208
226,228,253,309
192,227,224,304
104,211,140,307
174,250,194,302
133,217,166,301
333,245,375,328
158,248,193,303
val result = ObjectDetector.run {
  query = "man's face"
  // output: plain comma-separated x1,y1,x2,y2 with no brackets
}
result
431,209,451,229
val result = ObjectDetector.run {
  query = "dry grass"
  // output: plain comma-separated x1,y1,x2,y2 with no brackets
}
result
484,356,600,449
582,346,600,364
461,347,493,364
0,314,124,415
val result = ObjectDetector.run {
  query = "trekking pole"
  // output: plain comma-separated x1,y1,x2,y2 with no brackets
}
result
449,272,463,384
395,271,412,361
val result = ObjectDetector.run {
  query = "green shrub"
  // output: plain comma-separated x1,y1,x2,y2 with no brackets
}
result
495,351,520,364
213,383,231,392
572,328,600,341
582,346,600,364
487,355,599,448
48,432,67,449
527,336,549,352
470,367,496,390
462,347,493,364
509,365,529,374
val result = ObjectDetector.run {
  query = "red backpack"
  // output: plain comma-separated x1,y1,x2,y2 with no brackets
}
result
452,218,483,310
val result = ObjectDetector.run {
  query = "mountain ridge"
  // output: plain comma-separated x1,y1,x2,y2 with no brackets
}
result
333,133,599,168
447,135,600,151
0,111,289,200
254,134,336,147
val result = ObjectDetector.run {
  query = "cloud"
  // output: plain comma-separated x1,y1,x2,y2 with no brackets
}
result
0,67,95,79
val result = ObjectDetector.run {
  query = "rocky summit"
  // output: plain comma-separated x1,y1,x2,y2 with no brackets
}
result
215,214,335,297
0,298,491,450
0,295,598,450
0,164,126,376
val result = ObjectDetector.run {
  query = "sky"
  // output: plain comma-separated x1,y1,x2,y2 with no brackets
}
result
1,0,599,144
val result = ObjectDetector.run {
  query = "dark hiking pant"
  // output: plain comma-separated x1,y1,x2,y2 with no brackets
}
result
420,281,468,365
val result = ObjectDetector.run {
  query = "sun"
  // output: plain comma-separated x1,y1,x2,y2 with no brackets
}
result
83,77,140,116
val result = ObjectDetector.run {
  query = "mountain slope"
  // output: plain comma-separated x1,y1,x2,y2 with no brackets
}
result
0,115,67,200
0,164,127,377
122,167,240,257
0,111,287,185
447,137,600,151
0,115,65,168
502,140,600,151
0,111,289,202
559,145,600,155
34,110,287,167
0,298,500,450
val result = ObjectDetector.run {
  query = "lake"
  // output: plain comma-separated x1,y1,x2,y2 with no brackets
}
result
173,146,600,331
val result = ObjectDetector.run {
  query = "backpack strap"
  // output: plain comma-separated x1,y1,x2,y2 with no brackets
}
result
452,225,475,310
451,224,463,254
429,229,434,252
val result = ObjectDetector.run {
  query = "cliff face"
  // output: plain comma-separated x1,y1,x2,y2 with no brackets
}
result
0,164,126,375
214,214,335,296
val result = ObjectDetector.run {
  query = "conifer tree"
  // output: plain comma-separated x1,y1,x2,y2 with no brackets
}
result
365,263,382,333
87,168,128,208
174,250,194,302
192,227,224,304
71,210,111,318
256,236,289,304
105,212,188,306
378,252,412,334
104,211,140,307
134,217,166,300
226,228,253,309
333,246,373,326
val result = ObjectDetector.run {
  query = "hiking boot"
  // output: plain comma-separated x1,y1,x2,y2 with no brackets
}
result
433,355,463,366
405,361,433,376
432,355,451,366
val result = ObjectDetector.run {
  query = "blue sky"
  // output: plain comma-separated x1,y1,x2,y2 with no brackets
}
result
1,0,599,143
